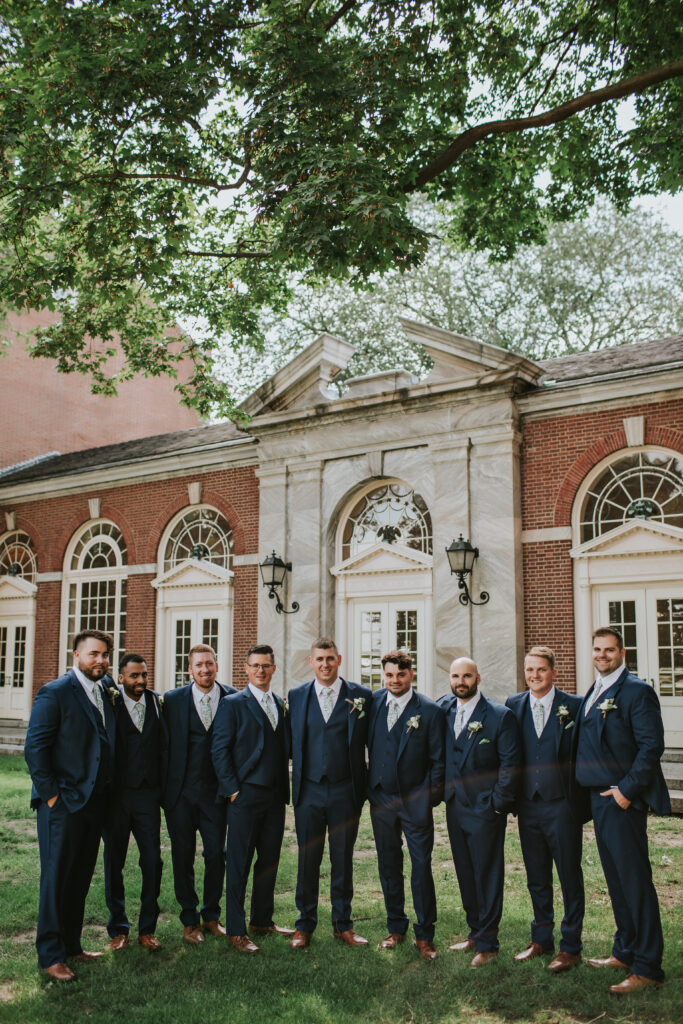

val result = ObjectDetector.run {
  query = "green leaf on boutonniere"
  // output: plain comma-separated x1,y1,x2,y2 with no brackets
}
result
478,737,491,744
345,697,366,719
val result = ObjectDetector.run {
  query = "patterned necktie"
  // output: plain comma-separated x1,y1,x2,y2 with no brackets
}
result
584,679,603,716
200,694,213,730
320,687,334,722
387,699,401,731
134,701,145,732
93,683,105,724
454,706,465,738
263,692,278,731
533,699,545,738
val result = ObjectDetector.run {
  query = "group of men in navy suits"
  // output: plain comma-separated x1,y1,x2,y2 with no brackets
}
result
25,626,670,995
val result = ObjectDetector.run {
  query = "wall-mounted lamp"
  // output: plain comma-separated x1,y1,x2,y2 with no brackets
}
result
445,534,490,607
259,551,300,615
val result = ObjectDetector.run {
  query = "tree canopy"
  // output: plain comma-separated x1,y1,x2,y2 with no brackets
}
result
1,1,682,415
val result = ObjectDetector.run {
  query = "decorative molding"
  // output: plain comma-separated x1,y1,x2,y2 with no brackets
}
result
35,572,63,583
4,511,16,531
233,553,261,567
367,450,383,478
623,415,645,446
522,527,572,544
126,563,158,576
187,481,202,505
88,497,101,519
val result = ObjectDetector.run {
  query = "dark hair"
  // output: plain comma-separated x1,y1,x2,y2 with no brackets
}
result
381,649,413,671
119,653,147,673
73,629,113,654
526,645,556,669
592,626,624,650
246,644,275,663
311,637,338,653
188,643,217,661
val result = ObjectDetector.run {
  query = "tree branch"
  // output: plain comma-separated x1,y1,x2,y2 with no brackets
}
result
407,60,683,191
324,0,357,32
182,249,270,258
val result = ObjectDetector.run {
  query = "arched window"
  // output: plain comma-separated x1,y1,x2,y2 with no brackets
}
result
163,507,233,572
580,450,683,543
0,532,37,583
341,482,432,561
62,521,127,671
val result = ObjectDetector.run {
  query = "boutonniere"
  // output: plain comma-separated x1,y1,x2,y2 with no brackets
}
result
478,737,491,745
405,715,421,733
345,696,366,719
597,698,617,719
556,705,574,730
467,720,483,738
107,688,121,707
282,698,289,717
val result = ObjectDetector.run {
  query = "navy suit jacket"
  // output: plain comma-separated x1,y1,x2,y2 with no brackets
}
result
211,687,290,802
25,669,118,812
505,688,582,798
367,689,446,816
288,678,371,808
439,693,521,813
576,668,671,815
161,682,236,810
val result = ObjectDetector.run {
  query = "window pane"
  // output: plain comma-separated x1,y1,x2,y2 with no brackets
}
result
175,620,192,688
395,609,419,689
607,601,639,676
12,626,26,688
360,611,383,690
0,627,6,687
202,618,219,658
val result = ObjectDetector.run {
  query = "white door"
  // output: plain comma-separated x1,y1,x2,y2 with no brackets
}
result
598,587,683,747
0,622,29,716
351,600,425,691
170,608,223,689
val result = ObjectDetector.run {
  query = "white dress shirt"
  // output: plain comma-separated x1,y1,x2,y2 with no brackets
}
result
528,685,556,732
592,664,625,697
385,688,414,715
456,689,482,730
192,682,220,722
248,682,278,722
315,678,342,715
73,664,106,711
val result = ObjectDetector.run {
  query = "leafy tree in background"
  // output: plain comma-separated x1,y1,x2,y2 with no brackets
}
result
1,1,681,416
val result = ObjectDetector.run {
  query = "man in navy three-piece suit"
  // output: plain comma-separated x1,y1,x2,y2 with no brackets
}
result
439,657,521,967
162,644,236,944
506,646,585,973
102,654,166,952
575,626,671,994
288,637,372,949
367,650,445,960
212,644,294,953
25,629,118,982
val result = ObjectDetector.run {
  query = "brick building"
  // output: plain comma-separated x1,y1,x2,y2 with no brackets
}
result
1,322,681,750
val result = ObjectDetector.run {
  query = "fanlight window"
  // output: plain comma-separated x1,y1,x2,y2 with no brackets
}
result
64,521,127,671
581,451,683,543
0,532,37,583
341,483,432,561
69,522,127,570
164,507,233,571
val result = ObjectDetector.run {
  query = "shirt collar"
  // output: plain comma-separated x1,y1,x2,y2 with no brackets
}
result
456,690,481,719
73,664,101,694
316,678,341,699
594,664,624,693
385,688,413,712
192,682,219,704
119,685,145,715
530,685,555,710
248,682,272,705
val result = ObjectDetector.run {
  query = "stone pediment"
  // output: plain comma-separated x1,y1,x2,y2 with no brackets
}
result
570,519,683,559
331,542,433,577
0,575,37,599
399,318,544,386
151,559,234,590
241,333,355,416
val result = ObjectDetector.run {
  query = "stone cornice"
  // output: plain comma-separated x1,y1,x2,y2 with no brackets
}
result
518,368,683,419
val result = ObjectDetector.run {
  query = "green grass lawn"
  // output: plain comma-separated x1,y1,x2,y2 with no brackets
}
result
1,753,680,1024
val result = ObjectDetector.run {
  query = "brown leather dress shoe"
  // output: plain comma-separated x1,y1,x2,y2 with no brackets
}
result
415,939,438,961
471,951,498,967
548,951,581,972
229,934,260,954
610,973,663,994
289,929,311,949
138,934,162,951
333,929,369,947
71,951,103,962
44,962,75,982
380,933,406,949
449,938,476,952
586,954,629,969
107,934,129,952
514,942,552,962
183,925,204,945
249,924,296,936
202,920,227,937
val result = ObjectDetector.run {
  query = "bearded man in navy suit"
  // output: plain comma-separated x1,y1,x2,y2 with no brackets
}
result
576,626,671,994
212,644,294,954
25,629,118,982
367,650,445,961
162,644,236,944
506,646,585,972
288,637,371,949
439,657,521,967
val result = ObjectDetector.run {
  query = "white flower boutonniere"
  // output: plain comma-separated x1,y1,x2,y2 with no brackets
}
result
467,720,483,739
282,698,289,717
556,705,574,730
107,688,121,707
405,715,421,733
597,698,618,719
157,693,164,709
345,696,366,719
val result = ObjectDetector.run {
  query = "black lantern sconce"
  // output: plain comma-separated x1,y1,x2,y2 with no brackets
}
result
259,551,300,615
445,534,490,607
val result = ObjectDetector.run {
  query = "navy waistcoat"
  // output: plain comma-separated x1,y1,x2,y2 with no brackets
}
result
303,692,351,784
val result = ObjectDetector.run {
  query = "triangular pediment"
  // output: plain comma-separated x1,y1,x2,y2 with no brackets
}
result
331,542,433,577
0,574,37,599
151,559,234,589
241,333,355,416
399,318,544,386
570,519,683,558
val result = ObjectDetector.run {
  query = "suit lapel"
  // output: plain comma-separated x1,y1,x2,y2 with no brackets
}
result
459,697,487,769
595,669,628,740
69,672,102,732
397,692,419,761
548,690,564,753
245,687,266,732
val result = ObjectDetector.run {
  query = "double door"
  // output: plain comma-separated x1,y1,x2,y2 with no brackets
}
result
0,621,28,716
171,609,222,688
352,600,427,691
